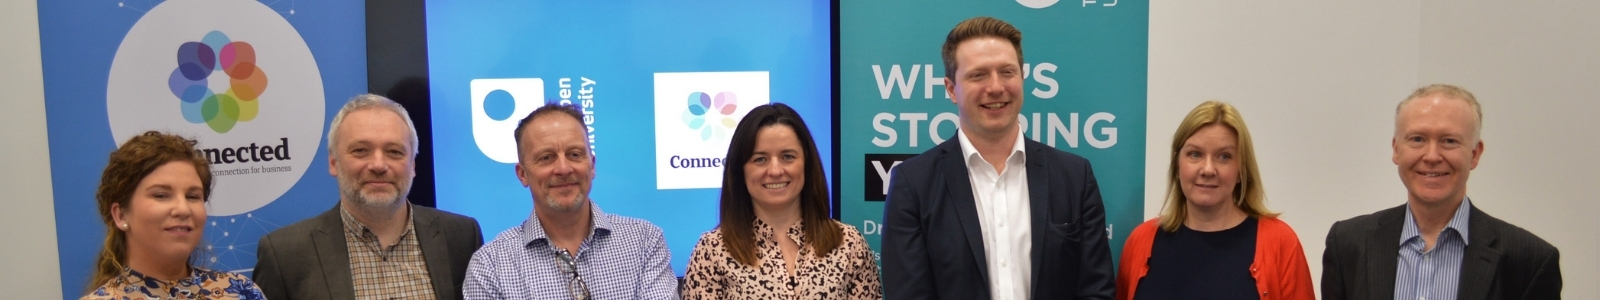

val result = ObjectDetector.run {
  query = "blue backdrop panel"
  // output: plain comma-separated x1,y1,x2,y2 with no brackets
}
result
426,1,834,276
39,0,365,297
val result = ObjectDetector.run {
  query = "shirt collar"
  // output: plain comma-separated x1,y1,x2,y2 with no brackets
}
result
522,201,614,247
753,218,806,245
955,128,1028,168
1400,197,1473,246
338,203,416,240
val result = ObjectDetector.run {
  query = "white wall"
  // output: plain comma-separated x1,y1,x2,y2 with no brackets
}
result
1417,0,1600,296
0,1,63,299
1150,1,1597,297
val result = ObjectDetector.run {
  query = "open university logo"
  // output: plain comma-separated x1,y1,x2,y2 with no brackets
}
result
653,71,769,190
106,0,324,216
470,78,546,164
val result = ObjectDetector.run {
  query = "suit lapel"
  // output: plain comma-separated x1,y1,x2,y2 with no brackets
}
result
937,139,990,282
313,207,357,300
414,208,456,300
1457,205,1502,300
1364,206,1405,300
1024,142,1049,294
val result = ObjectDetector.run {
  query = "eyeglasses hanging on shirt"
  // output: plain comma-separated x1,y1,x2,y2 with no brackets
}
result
556,249,592,300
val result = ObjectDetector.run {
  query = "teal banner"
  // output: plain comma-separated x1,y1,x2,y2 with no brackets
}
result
840,0,1147,265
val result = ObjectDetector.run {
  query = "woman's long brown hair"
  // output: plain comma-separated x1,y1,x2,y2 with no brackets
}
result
718,103,841,266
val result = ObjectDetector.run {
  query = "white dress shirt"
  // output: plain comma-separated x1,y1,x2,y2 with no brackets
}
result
957,128,1032,300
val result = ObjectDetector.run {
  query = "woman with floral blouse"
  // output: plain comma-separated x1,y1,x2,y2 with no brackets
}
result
82,131,264,300
681,103,881,299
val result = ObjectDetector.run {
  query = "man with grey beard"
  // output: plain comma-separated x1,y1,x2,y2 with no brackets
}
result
463,103,678,300
255,94,484,300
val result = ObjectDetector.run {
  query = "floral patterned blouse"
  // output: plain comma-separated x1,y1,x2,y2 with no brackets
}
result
82,267,265,300
681,219,882,299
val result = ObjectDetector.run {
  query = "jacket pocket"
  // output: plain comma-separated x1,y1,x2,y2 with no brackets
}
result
1049,221,1081,242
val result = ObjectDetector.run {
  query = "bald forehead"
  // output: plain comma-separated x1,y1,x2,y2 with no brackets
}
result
1397,94,1468,117
1395,94,1482,136
1399,89,1482,118
532,111,585,133
519,112,590,148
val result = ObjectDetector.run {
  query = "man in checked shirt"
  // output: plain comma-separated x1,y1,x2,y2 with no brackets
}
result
463,103,679,300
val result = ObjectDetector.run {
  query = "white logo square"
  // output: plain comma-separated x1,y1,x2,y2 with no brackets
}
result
653,71,770,190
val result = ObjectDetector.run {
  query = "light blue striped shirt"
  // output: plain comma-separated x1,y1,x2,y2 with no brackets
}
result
463,203,680,300
1394,198,1472,300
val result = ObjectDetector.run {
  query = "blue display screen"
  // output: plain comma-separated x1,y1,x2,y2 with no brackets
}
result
425,1,834,275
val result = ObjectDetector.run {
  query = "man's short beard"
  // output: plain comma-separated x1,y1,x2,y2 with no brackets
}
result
337,171,413,210
544,193,590,213
354,186,407,208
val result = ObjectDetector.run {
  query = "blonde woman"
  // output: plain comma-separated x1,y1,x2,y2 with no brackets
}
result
1116,101,1313,300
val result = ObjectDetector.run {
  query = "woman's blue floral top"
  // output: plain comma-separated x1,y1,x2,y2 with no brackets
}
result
83,267,264,300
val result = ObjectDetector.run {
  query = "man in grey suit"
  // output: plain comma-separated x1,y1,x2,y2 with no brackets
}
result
1322,84,1561,300
254,94,484,300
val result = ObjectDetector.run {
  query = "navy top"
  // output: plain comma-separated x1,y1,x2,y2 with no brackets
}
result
1134,217,1259,300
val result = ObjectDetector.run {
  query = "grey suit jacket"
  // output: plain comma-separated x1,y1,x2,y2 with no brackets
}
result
254,204,484,300
1321,202,1562,300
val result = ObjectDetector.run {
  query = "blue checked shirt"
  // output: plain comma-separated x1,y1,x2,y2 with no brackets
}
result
1394,198,1472,300
463,203,679,300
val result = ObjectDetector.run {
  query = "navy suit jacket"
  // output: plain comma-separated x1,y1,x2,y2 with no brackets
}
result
1321,203,1562,300
881,134,1115,299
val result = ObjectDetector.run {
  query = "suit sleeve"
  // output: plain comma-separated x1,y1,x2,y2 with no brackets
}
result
881,165,936,300
252,234,289,300
1073,164,1115,300
454,216,486,300
1522,245,1562,299
1320,221,1346,300
471,218,485,249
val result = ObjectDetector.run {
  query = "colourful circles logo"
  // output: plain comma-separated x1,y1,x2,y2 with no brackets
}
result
108,0,324,216
681,91,738,141
168,30,268,133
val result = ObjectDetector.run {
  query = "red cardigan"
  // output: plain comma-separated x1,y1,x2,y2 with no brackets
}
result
1115,217,1315,300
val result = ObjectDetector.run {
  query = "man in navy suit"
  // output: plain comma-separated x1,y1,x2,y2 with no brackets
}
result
1321,84,1561,300
880,16,1115,300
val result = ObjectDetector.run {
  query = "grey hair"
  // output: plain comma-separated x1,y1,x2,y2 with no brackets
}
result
326,94,420,157
1395,84,1484,139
